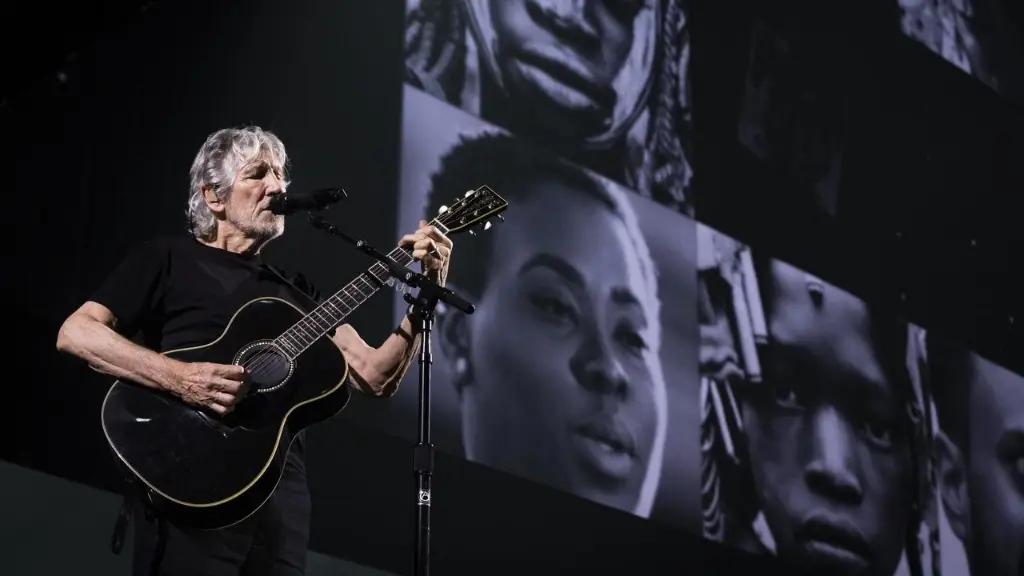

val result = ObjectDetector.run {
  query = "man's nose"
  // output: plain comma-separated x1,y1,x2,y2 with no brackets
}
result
803,406,864,506
265,172,284,194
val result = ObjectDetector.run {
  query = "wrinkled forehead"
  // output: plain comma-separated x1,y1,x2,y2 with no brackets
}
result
235,145,284,171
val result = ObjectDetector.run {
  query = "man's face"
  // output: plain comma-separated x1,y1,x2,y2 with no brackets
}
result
742,261,911,575
963,356,1024,576
221,153,285,242
488,0,641,140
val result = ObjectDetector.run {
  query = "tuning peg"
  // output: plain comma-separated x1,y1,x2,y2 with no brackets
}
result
483,221,493,231
496,214,504,222
465,190,475,198
438,204,449,214
468,229,476,236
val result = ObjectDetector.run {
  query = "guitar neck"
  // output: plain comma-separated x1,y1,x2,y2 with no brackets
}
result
272,212,455,358
272,245,414,358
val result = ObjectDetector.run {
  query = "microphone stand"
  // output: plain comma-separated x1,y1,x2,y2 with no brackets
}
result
308,215,474,576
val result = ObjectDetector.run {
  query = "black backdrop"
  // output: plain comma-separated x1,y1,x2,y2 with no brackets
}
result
6,0,1023,574
694,0,1022,364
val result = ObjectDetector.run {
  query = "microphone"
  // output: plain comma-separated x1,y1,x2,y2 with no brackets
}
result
268,188,347,215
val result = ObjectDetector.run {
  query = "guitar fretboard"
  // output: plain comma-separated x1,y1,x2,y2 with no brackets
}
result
273,246,416,358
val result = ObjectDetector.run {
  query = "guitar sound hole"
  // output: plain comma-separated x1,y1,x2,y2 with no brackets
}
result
234,340,294,393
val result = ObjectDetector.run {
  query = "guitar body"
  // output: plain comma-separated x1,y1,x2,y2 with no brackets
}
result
101,297,351,530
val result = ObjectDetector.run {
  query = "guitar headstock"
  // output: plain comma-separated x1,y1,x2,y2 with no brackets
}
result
431,185,508,236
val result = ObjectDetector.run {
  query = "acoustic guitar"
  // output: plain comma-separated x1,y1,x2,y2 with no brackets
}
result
101,185,508,530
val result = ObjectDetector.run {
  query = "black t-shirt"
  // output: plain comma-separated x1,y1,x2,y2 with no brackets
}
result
90,235,325,472
91,236,323,353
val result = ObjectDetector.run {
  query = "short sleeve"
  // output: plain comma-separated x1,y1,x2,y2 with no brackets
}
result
89,240,169,337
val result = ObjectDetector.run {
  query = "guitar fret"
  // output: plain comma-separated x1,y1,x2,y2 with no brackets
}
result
308,313,328,332
343,285,360,303
278,336,296,353
276,246,411,358
353,280,373,296
324,300,343,317
304,318,320,336
316,307,333,324
294,324,313,345
277,338,299,355
301,320,318,339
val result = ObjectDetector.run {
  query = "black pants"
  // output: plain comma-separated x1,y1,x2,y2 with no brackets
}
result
131,464,311,576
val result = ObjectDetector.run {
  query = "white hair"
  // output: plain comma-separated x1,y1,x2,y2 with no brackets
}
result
186,126,290,241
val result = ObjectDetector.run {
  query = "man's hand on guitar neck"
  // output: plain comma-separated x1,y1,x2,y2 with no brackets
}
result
170,362,252,415
399,219,452,287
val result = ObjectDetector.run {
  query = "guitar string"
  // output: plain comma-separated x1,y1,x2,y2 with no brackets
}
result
239,243,414,380
239,246,412,382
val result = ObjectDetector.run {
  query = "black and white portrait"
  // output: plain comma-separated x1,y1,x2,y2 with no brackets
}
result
735,17,850,218
897,0,1024,104
404,0,693,214
698,224,939,576
926,335,1024,576
382,86,700,531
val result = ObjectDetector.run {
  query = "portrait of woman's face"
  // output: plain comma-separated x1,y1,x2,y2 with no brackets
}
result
487,0,642,140
740,261,912,575
452,177,661,513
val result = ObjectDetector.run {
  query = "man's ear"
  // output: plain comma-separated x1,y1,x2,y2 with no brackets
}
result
436,285,472,396
202,185,225,215
933,431,971,542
